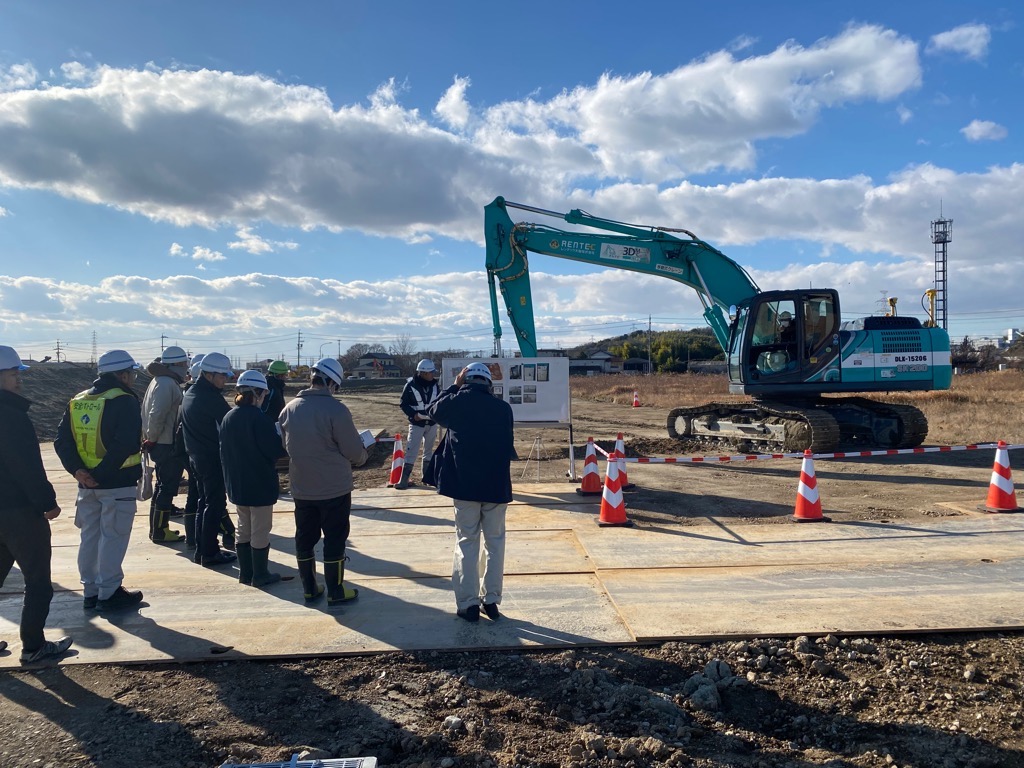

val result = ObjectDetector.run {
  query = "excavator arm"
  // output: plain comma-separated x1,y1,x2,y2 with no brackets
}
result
485,196,760,356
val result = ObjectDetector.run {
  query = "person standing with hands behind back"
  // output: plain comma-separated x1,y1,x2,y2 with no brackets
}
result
429,362,515,623
395,358,441,489
0,346,73,663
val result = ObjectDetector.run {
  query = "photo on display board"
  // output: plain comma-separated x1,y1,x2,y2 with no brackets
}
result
509,365,522,380
523,384,537,404
537,363,549,382
524,364,536,381
492,385,503,399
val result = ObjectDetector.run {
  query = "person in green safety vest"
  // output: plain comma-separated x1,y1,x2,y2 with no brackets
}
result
55,350,146,613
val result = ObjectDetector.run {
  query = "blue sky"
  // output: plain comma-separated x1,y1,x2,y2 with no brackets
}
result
1,1,1021,365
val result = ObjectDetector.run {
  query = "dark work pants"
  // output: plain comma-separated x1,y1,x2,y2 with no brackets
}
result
0,509,54,652
192,456,227,559
184,461,199,517
293,494,352,562
150,443,186,510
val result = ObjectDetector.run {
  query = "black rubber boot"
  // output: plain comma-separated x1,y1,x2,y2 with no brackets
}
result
183,513,197,551
236,542,253,585
297,556,323,603
148,497,157,540
220,513,236,551
394,464,414,490
251,546,282,587
324,558,358,606
151,506,183,543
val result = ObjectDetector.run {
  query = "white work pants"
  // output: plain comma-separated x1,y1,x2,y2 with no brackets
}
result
235,504,274,549
405,422,438,479
75,486,136,600
452,499,507,610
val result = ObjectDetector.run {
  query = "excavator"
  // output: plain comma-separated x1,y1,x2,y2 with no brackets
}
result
485,197,952,453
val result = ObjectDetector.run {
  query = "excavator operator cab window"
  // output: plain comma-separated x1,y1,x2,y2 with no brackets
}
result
750,300,798,376
804,295,836,356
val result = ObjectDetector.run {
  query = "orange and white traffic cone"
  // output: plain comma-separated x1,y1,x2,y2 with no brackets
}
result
614,433,636,490
632,390,640,408
387,434,405,487
575,438,603,496
979,441,1020,513
598,452,633,527
792,450,830,523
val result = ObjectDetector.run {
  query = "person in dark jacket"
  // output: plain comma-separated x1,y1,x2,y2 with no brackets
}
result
261,360,289,422
220,370,287,587
428,362,516,623
395,358,441,489
0,346,73,664
141,345,189,543
180,352,236,567
54,350,146,613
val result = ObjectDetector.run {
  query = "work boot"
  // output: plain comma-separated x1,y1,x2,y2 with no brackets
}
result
394,464,414,490
183,513,197,551
220,513,236,551
297,556,324,603
251,546,282,587
150,507,183,543
97,586,143,612
236,542,253,585
324,558,358,606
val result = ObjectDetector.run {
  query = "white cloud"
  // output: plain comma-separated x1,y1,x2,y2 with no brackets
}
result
227,226,298,255
960,119,1008,142
0,62,38,91
0,24,921,243
896,104,913,124
927,23,991,61
169,242,225,261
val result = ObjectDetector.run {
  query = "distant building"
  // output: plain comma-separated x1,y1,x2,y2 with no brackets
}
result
349,352,402,379
569,350,624,376
1008,329,1022,343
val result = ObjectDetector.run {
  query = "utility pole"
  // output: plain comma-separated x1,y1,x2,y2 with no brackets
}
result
296,330,304,367
91,331,97,366
55,340,63,363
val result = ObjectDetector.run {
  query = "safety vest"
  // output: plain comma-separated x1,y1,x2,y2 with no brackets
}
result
408,378,440,416
69,388,142,470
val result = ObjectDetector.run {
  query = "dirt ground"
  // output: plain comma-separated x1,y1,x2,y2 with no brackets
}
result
3,371,1023,768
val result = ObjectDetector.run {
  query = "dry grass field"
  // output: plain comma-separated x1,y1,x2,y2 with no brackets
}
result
572,369,1024,447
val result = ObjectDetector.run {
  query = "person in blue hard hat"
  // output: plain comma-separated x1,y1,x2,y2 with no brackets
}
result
0,345,73,664
54,349,146,614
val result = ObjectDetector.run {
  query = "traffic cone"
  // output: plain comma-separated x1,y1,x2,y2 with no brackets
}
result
575,438,603,496
615,433,636,490
792,450,830,523
979,441,1020,513
632,390,640,408
598,452,633,527
387,434,405,487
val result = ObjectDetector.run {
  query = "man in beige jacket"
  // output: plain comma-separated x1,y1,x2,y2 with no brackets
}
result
278,357,367,607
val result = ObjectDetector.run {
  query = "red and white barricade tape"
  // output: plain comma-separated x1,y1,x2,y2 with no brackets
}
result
610,443,1023,464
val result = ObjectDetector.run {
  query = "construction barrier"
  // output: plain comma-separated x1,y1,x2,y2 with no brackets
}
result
622,443,1021,464
386,434,405,487
792,450,830,523
597,452,632,527
979,440,1020,513
575,438,603,496
614,433,636,490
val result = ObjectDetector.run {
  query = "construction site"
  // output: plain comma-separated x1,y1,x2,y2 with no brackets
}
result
1,365,1023,768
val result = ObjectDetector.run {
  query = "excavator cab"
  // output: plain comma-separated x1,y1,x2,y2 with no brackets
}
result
728,290,841,394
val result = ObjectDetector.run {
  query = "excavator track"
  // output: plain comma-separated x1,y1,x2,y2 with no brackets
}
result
667,397,928,454
667,401,841,453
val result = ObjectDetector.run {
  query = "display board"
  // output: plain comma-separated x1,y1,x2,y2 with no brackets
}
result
442,357,571,424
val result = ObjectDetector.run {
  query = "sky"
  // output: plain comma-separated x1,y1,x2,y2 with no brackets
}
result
1,0,1021,366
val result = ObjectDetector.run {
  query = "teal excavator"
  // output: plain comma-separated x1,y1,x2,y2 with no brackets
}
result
485,197,953,453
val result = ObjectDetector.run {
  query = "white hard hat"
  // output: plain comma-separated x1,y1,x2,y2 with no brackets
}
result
236,369,269,390
189,353,206,380
98,350,140,374
161,345,188,365
0,345,28,371
313,357,344,386
464,362,492,382
200,352,234,377
415,358,436,373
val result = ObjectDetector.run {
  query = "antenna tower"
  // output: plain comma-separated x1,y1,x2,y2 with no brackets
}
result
930,211,952,331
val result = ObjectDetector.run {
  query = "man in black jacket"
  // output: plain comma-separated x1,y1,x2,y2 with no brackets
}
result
429,362,516,623
54,350,145,613
180,352,237,567
0,346,73,664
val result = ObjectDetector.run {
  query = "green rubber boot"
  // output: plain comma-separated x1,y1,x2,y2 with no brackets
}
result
324,558,359,606
297,556,323,603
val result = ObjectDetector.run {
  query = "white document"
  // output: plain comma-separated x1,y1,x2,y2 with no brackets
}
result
359,429,376,449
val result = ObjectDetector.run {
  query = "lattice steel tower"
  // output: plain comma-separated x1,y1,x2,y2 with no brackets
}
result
930,215,952,331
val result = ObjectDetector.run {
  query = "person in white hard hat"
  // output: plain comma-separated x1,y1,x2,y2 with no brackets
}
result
140,345,189,544
0,345,73,664
180,352,237,567
395,358,441,489
428,362,516,623
278,357,367,606
175,353,205,550
54,350,146,613
219,370,286,587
